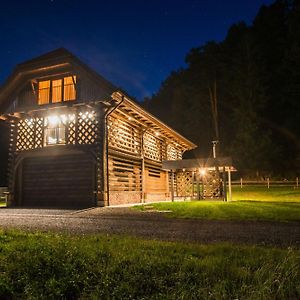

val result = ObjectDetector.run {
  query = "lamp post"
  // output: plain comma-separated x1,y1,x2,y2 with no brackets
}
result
212,140,219,159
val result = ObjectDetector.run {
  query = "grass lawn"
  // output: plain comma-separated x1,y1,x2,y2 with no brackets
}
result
135,186,300,222
232,185,300,202
0,230,299,299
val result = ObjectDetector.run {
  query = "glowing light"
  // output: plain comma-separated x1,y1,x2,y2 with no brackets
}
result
60,114,68,124
128,116,132,121
48,115,60,126
69,114,75,121
26,118,33,126
155,132,160,136
199,169,206,176
47,136,57,145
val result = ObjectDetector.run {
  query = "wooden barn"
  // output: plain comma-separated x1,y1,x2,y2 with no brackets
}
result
0,48,196,208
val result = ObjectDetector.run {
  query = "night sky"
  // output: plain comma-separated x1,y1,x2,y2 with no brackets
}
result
0,0,274,101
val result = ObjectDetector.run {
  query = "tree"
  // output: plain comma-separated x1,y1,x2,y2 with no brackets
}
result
144,0,300,176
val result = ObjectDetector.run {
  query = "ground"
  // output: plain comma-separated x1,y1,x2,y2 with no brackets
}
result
0,207,299,247
0,187,299,298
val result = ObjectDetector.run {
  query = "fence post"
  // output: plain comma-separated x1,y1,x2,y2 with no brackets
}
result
240,178,243,188
296,177,299,189
267,177,270,189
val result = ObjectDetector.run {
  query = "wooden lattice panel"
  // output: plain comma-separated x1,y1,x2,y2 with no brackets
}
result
108,116,141,155
177,150,182,160
67,114,76,145
34,117,44,149
168,172,177,194
176,171,193,197
78,111,98,144
16,119,35,151
167,144,182,160
108,156,142,192
143,133,161,161
203,170,222,198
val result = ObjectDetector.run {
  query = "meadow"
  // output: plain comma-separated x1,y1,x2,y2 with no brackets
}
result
0,186,299,299
0,230,299,299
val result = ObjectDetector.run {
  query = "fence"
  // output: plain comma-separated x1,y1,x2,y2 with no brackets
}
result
232,178,299,189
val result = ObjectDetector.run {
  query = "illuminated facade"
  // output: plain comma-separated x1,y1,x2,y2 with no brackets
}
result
0,48,196,207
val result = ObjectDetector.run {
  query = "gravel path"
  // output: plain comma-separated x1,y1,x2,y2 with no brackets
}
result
0,207,299,247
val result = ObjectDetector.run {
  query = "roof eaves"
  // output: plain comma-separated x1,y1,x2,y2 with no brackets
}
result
114,91,197,150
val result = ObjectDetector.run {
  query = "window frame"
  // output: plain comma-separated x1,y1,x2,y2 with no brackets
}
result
44,115,67,146
37,75,77,105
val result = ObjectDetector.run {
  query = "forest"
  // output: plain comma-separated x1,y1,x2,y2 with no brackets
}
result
144,0,300,177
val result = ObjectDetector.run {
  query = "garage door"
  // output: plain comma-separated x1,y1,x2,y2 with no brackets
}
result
21,154,95,208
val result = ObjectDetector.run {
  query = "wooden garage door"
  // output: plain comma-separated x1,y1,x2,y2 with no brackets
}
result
21,154,95,208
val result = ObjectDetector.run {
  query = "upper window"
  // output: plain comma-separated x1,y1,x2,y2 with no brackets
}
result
38,76,76,105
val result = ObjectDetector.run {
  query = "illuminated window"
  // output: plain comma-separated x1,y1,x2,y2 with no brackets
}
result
38,75,76,105
52,79,62,103
44,115,66,146
64,76,76,101
38,80,50,104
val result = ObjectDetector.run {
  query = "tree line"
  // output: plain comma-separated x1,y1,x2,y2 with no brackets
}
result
144,0,300,177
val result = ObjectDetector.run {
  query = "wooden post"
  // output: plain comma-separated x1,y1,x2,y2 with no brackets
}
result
267,177,270,189
196,172,200,200
102,108,109,206
141,157,145,203
240,177,243,188
296,177,299,189
228,168,232,201
8,119,17,206
201,176,205,199
192,171,195,200
170,171,174,202
223,167,227,202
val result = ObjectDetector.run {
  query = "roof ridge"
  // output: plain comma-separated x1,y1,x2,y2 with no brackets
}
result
17,48,72,67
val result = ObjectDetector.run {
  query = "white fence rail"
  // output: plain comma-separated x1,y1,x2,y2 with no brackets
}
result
232,178,299,189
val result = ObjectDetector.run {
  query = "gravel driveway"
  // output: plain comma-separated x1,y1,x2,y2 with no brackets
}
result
0,207,299,247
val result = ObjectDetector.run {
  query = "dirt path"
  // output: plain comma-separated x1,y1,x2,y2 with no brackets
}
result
0,207,299,247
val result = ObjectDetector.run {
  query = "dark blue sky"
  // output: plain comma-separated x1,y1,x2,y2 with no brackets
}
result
0,0,274,101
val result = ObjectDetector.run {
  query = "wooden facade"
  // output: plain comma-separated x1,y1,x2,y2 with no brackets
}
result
0,48,196,208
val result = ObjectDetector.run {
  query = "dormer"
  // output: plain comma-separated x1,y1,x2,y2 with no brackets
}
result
0,48,115,114
37,75,77,105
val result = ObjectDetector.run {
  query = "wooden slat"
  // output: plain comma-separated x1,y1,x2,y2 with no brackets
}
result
108,156,142,192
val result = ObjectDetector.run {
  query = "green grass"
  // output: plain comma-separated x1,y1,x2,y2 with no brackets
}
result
136,201,300,222
232,185,300,202
135,186,300,222
0,230,299,299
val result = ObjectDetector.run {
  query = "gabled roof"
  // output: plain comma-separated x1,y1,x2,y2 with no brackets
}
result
0,48,197,150
16,48,72,67
112,91,197,149
0,48,116,110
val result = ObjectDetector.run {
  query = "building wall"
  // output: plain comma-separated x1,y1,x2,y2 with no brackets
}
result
107,111,182,205
3,55,187,207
